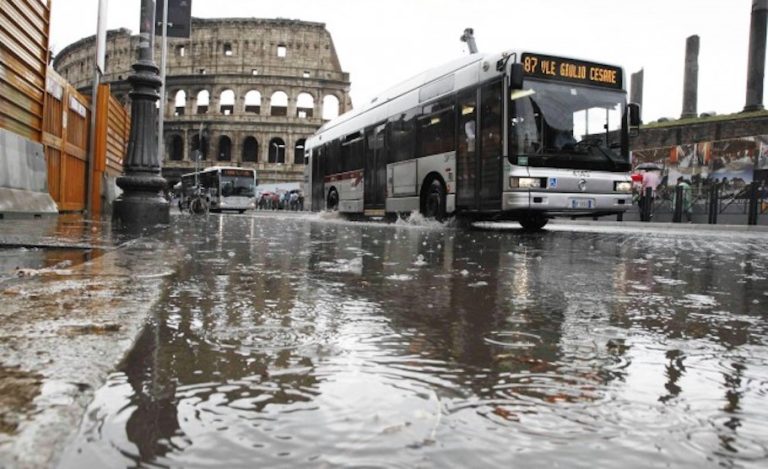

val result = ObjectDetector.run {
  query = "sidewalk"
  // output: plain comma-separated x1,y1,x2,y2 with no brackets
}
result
0,215,182,468
550,218,768,233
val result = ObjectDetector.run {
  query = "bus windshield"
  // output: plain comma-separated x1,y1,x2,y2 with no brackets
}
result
509,80,629,171
220,175,256,197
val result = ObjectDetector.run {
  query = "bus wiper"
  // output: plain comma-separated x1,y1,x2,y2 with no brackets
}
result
573,138,601,151
574,139,624,169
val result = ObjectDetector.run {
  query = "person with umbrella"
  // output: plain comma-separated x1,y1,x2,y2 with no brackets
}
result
636,162,662,220
639,164,662,196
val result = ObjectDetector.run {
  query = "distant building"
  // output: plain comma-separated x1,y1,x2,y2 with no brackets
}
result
53,17,352,186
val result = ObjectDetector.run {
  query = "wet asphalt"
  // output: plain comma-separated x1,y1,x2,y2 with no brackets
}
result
1,212,767,468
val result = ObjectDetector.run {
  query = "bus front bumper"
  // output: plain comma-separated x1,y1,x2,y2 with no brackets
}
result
502,191,632,215
218,198,256,211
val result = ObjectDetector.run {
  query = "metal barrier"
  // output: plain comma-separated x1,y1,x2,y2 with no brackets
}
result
636,182,767,225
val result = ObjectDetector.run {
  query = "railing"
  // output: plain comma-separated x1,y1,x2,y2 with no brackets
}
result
638,182,768,225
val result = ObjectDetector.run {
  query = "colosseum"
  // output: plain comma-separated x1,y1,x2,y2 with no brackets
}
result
52,17,352,186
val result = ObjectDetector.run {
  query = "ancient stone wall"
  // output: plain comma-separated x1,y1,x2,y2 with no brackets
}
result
631,112,768,186
632,113,768,150
52,18,353,185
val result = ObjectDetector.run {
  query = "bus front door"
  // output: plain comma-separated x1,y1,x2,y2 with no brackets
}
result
456,82,503,213
456,91,479,211
364,123,386,211
478,81,503,211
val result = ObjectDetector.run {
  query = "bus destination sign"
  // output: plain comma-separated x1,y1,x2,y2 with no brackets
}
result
521,53,623,90
221,169,252,177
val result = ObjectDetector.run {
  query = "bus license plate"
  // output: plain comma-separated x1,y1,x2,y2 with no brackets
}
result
570,198,594,209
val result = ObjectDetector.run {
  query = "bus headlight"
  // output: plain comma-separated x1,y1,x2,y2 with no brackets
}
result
510,177,544,189
614,181,632,193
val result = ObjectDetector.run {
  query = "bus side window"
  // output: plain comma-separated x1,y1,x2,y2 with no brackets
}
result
341,132,365,171
456,92,477,202
388,108,417,164
458,98,476,155
417,98,455,157
329,140,341,174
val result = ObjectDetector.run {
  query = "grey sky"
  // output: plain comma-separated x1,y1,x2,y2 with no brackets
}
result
50,0,758,122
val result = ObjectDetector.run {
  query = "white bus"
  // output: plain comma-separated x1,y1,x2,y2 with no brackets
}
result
180,166,257,213
305,51,640,229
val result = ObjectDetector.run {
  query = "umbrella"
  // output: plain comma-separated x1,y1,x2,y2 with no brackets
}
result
635,162,663,171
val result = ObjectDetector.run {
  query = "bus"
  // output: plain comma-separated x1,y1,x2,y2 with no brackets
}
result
179,166,257,213
305,51,641,229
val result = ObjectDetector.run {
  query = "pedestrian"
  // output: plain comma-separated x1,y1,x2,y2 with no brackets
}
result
673,176,693,222
721,176,729,193
641,168,661,197
638,167,661,219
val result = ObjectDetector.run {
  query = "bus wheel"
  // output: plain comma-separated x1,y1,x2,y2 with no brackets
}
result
327,188,339,211
519,214,549,231
423,179,446,221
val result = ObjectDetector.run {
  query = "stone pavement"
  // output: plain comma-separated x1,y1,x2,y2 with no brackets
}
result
0,215,182,469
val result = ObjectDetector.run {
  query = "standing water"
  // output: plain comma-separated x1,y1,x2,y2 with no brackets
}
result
60,213,768,468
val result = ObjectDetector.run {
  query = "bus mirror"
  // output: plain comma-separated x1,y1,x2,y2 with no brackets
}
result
510,63,524,90
628,102,642,127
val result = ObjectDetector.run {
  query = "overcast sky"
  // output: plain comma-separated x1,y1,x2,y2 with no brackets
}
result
50,0,758,122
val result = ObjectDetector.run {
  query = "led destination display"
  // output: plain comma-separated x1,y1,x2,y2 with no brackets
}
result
221,169,253,177
521,53,624,89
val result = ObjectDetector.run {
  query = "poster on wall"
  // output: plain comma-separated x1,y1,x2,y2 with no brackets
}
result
632,135,762,190
758,136,768,170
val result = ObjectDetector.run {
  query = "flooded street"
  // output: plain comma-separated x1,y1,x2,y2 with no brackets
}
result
60,213,768,468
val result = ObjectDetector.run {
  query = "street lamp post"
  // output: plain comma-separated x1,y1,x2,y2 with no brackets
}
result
113,0,170,228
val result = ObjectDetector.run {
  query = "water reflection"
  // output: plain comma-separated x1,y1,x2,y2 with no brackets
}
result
61,215,768,468
0,215,114,282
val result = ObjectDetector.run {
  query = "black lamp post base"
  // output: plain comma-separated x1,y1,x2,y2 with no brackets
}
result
113,192,170,229
112,0,171,231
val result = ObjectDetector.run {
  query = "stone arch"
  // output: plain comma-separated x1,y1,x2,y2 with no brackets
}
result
220,89,235,115
296,92,314,118
191,133,209,160
322,94,340,120
174,90,186,116
218,135,232,161
294,138,306,164
270,91,288,117
268,137,286,163
244,90,261,114
242,136,259,162
169,134,184,161
195,90,210,114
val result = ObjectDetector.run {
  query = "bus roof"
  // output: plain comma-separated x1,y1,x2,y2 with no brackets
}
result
308,53,486,146
307,49,625,148
180,166,256,178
